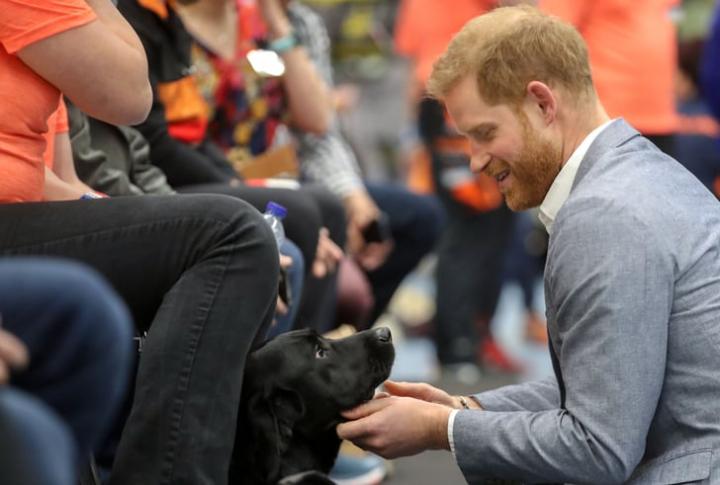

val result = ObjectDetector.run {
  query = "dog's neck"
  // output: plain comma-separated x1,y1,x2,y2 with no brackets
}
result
232,413,342,484
278,427,341,478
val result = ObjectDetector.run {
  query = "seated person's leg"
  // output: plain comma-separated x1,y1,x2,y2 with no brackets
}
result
0,387,75,485
176,184,322,273
0,194,279,485
0,258,133,458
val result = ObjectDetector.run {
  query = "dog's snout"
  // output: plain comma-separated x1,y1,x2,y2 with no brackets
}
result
374,327,392,343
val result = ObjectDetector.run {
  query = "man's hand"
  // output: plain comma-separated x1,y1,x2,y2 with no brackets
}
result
0,328,29,384
336,396,452,459
384,380,482,410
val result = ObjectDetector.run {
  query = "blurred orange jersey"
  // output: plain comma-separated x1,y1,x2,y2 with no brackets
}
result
395,0,496,84
0,0,95,202
540,0,679,134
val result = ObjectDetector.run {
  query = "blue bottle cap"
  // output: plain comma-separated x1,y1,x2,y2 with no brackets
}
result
265,201,287,219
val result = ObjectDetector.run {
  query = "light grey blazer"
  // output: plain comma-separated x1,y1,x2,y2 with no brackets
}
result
452,120,720,484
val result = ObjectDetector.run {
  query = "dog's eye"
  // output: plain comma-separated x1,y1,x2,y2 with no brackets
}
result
315,345,327,359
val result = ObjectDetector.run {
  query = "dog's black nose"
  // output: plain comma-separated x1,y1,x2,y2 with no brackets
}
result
374,327,392,343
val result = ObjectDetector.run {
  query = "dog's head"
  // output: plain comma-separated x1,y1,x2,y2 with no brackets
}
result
235,327,394,484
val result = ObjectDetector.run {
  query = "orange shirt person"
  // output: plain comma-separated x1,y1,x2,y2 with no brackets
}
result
395,0,497,96
0,0,151,203
539,0,679,152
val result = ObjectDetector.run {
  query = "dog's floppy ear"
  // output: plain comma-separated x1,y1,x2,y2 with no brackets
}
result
249,387,306,480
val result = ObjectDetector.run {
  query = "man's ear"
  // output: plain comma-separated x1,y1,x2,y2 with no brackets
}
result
248,388,306,481
525,81,557,125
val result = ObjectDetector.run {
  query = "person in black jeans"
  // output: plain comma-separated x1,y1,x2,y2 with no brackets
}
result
0,195,279,485
1,0,280,483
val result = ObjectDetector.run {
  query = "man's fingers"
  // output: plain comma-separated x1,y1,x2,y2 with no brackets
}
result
341,396,394,420
384,380,428,398
336,419,366,441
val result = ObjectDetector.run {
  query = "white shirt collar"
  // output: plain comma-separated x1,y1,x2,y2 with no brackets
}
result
538,119,614,234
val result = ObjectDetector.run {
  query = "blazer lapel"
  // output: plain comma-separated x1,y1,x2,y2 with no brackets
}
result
547,119,641,410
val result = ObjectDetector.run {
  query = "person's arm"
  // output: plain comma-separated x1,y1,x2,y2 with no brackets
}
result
44,130,100,201
44,167,88,201
471,375,560,412
16,0,152,126
261,0,332,134
52,132,94,194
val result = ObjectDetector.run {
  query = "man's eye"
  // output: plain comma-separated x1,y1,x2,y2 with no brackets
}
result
477,131,494,142
471,128,495,142
315,346,327,359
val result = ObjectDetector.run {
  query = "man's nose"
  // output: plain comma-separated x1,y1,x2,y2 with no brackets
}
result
469,150,491,174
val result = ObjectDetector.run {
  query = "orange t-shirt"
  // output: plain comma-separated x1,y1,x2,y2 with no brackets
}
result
395,0,496,84
43,98,71,170
539,0,679,135
0,0,96,203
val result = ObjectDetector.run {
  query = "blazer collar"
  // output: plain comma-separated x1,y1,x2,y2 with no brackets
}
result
571,118,642,191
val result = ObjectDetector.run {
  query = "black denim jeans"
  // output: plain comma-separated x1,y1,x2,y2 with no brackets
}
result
0,194,279,485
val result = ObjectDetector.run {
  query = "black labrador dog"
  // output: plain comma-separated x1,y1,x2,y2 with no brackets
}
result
231,327,395,484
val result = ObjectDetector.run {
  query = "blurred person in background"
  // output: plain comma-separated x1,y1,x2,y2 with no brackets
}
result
304,0,412,182
700,0,720,197
117,0,346,333
395,0,524,377
0,1,280,483
673,36,720,196
173,0,441,334
539,0,680,157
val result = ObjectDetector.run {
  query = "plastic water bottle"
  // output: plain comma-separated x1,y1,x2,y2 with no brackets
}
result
263,201,287,251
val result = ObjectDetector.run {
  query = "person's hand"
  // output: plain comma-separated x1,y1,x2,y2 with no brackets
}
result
336,396,452,459
312,228,343,278
344,190,392,270
354,240,393,272
385,381,482,410
383,380,461,408
344,190,380,254
0,328,29,384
